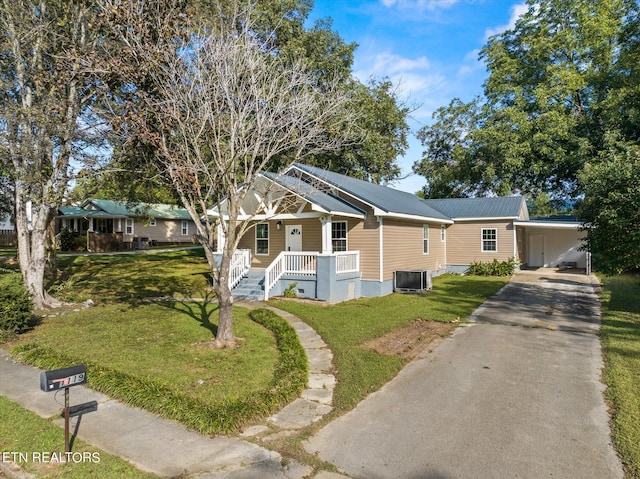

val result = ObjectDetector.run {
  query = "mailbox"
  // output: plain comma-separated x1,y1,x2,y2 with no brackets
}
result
40,365,87,392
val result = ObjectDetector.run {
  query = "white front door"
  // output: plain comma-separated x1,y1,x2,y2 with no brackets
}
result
286,225,303,252
529,234,546,267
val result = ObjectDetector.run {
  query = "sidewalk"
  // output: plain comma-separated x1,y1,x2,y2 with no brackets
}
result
0,305,341,479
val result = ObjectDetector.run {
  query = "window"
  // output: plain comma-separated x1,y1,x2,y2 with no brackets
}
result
331,221,347,252
256,223,269,255
441,225,446,242
149,218,156,227
423,225,429,254
181,221,188,235
125,218,134,235
482,228,497,252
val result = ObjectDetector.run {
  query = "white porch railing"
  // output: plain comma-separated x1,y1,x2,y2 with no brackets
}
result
264,251,318,300
335,251,360,274
229,249,251,290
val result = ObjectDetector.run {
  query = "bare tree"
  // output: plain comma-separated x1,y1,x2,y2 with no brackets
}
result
0,1,109,308
115,6,354,347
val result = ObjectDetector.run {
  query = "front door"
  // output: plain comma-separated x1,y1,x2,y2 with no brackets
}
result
529,234,545,267
286,225,302,252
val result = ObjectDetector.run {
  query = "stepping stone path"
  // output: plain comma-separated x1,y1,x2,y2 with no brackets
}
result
237,304,336,440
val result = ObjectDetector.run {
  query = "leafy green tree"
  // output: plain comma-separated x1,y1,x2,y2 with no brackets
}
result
1,0,113,308
577,138,640,274
414,0,635,201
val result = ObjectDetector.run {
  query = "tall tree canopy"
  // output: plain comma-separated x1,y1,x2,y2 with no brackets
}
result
414,0,637,202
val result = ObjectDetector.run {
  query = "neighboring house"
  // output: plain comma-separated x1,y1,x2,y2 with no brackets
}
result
209,163,588,303
57,199,196,252
0,213,16,247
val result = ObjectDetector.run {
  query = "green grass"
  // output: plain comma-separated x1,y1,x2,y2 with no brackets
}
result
0,396,157,479
269,274,509,412
600,274,640,479
48,248,212,301
0,246,16,256
12,302,277,403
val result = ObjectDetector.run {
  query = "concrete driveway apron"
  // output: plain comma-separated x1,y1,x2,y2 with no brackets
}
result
304,271,623,479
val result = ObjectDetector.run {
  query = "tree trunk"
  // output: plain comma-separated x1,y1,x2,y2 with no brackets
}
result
14,190,63,310
212,246,235,348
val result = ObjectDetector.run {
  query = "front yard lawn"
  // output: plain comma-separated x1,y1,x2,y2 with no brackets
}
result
600,274,640,479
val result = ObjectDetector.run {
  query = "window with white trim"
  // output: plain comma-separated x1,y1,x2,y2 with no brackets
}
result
331,221,347,252
482,228,497,252
181,221,188,235
441,225,446,242
125,218,134,235
423,225,429,254
256,223,269,255
149,218,156,227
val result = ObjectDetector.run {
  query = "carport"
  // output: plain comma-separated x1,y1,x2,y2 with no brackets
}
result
515,216,588,269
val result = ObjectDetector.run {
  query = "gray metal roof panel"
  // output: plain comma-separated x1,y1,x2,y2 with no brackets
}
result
292,163,451,221
423,196,525,219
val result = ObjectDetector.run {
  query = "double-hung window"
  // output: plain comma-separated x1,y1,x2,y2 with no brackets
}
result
331,221,347,252
256,223,269,255
181,221,188,235
423,225,429,254
125,218,134,235
482,228,497,252
441,225,446,242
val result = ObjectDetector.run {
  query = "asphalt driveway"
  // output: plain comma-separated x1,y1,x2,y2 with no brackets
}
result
304,271,623,479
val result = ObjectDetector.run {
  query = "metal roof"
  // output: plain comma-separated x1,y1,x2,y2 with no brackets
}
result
291,163,453,223
58,199,191,220
423,196,526,219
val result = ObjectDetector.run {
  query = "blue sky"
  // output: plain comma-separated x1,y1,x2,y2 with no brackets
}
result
307,0,528,193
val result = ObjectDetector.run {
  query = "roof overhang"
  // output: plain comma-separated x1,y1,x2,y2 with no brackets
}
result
453,216,520,222
514,220,582,229
374,209,454,224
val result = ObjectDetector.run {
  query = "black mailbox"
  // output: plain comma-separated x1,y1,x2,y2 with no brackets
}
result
40,365,87,392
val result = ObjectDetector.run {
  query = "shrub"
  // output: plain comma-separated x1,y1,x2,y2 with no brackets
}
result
0,271,34,335
468,257,518,276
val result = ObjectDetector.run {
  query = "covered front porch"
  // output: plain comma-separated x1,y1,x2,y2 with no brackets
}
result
224,249,361,302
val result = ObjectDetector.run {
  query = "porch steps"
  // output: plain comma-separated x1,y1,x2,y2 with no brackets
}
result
232,270,265,301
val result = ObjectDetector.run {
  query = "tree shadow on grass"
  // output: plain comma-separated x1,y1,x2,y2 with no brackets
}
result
156,290,220,338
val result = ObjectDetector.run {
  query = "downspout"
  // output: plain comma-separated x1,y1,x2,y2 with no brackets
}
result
378,216,384,282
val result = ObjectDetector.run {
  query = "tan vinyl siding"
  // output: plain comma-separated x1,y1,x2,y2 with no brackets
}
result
128,219,195,243
446,220,515,265
382,220,446,281
347,212,380,281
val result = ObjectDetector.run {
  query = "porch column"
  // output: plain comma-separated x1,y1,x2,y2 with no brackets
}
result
216,222,225,254
319,215,332,254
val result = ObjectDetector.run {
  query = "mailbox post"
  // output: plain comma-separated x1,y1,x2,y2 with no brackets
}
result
40,365,87,453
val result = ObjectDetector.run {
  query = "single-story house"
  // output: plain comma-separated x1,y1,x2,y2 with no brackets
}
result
209,163,587,302
57,199,197,252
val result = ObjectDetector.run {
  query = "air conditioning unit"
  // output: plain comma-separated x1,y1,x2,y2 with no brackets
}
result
394,270,433,293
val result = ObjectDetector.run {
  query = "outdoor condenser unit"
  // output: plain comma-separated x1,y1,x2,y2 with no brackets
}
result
394,270,433,293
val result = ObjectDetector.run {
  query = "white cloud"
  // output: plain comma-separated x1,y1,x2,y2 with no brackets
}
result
381,0,460,10
484,3,528,40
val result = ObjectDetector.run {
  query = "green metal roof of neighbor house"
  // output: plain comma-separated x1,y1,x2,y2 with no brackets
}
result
423,196,526,219
59,199,191,220
291,163,453,223
262,172,366,218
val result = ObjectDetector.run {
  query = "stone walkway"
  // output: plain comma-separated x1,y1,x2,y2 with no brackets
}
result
237,304,336,438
